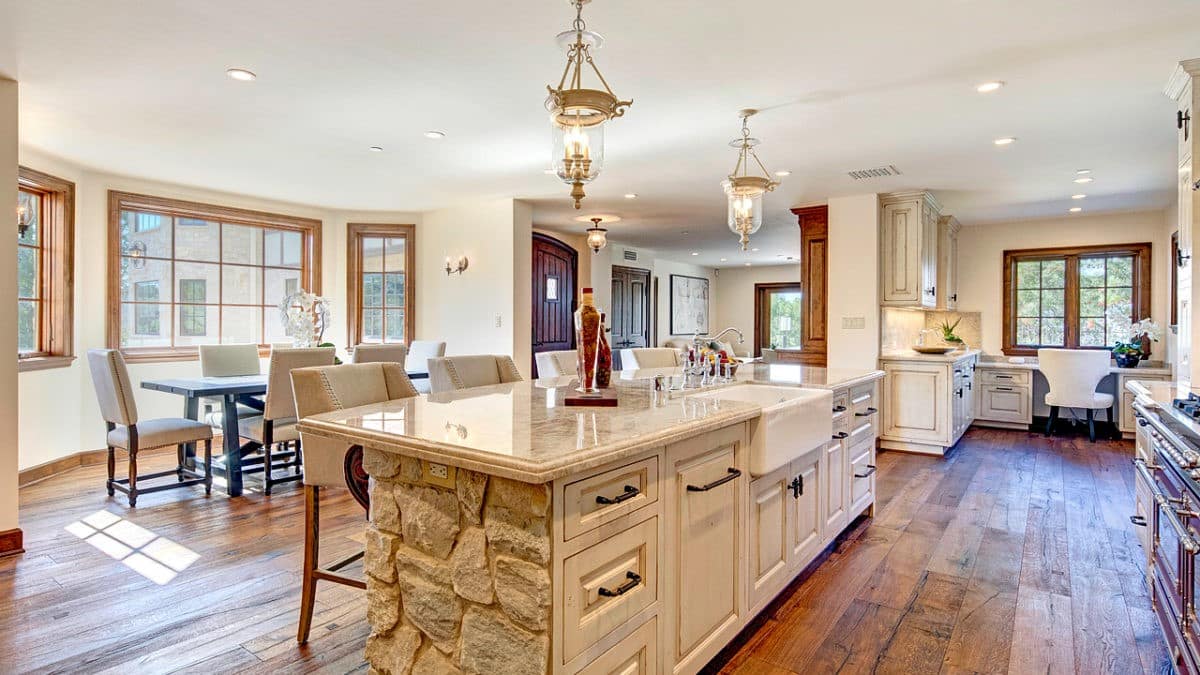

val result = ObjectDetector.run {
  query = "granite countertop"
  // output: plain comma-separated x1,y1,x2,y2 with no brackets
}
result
614,363,883,390
879,348,982,363
298,378,762,483
975,354,1172,375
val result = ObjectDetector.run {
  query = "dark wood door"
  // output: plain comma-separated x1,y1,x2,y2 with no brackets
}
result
531,233,578,377
610,265,651,358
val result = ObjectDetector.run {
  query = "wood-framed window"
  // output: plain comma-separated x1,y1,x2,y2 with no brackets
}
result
754,283,804,352
1002,242,1151,356
107,191,321,362
347,223,415,347
17,166,75,372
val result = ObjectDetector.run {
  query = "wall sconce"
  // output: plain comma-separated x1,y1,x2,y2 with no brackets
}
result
444,255,469,275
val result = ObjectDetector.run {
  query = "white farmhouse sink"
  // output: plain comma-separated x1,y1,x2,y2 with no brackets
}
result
689,385,833,476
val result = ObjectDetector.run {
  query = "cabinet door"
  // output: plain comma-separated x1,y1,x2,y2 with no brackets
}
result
847,437,875,519
880,200,922,304
881,362,950,444
977,384,1031,424
790,450,822,568
921,200,939,308
748,467,790,612
822,439,846,536
672,443,741,671
1119,375,1171,433
1178,163,1194,387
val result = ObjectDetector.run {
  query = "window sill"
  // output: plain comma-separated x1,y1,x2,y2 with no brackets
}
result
17,355,76,372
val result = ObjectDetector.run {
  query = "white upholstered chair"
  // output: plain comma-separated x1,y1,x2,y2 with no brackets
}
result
198,343,263,425
1038,348,1115,441
427,354,523,393
87,349,213,507
619,347,683,369
405,340,446,393
291,362,419,643
535,350,577,377
350,343,408,365
236,347,335,494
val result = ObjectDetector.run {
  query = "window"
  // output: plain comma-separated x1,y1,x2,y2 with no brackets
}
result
756,285,803,350
1002,243,1151,355
107,191,321,361
347,223,415,346
17,167,75,371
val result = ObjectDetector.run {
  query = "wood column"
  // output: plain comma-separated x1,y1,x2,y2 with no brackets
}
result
788,205,829,366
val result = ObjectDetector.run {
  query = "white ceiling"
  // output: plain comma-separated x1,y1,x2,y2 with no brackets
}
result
2,0,1197,267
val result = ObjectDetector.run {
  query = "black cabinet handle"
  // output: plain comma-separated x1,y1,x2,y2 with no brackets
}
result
832,405,847,413
686,467,741,492
1180,109,1191,139
854,407,878,417
956,388,963,398
596,485,640,505
966,382,972,391
1130,515,1148,527
995,386,1013,392
789,475,804,499
1137,418,1149,427
598,571,642,597
833,432,849,440
950,293,958,302
854,464,877,479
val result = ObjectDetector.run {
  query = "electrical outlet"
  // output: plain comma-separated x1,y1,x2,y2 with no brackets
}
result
422,461,456,488
842,316,866,330
495,314,503,328
428,463,448,479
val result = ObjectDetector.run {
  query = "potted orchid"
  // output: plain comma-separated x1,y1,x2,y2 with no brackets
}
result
1112,317,1162,368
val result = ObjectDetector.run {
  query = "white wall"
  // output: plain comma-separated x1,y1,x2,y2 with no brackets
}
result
712,264,800,357
827,194,881,370
1,79,19,532
956,209,1173,356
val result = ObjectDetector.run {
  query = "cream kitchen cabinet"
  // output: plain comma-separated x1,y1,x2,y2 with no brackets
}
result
937,215,961,310
974,367,1032,429
880,191,941,308
1166,59,1199,387
1117,373,1172,435
879,352,977,455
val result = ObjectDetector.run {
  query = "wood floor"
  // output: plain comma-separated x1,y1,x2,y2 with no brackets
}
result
0,428,1169,674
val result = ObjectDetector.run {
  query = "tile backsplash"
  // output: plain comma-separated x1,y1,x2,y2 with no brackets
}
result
881,307,982,352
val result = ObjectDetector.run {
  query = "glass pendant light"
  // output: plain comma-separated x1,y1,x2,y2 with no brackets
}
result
585,217,608,253
546,0,631,209
723,109,780,250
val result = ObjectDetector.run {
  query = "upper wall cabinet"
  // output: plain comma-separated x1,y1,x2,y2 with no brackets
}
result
937,215,961,311
880,191,941,308
1166,58,1200,386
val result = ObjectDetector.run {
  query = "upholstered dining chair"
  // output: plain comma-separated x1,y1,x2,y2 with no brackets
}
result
290,362,419,643
427,354,523,393
404,340,446,394
87,349,213,507
198,343,263,425
236,346,335,494
534,349,577,378
1038,348,1115,442
350,343,408,365
619,347,683,369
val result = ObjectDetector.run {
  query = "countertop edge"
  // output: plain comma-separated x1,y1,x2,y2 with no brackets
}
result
879,349,982,363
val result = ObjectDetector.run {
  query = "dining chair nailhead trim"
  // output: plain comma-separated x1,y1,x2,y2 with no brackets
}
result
317,371,344,410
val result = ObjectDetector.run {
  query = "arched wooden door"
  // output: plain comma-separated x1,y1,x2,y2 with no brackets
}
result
531,233,578,377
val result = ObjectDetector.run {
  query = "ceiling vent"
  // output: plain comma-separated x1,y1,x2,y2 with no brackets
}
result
847,165,902,180
623,249,639,262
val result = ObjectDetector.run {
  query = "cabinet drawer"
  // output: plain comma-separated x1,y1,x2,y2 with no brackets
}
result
562,517,659,663
849,384,878,420
563,456,659,541
848,438,875,516
576,615,658,675
979,369,1030,386
847,416,875,444
832,392,852,433
977,384,1031,424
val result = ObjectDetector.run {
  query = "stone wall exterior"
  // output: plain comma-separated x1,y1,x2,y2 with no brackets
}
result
363,448,553,675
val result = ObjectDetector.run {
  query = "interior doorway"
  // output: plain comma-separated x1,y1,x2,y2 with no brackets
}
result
531,233,578,378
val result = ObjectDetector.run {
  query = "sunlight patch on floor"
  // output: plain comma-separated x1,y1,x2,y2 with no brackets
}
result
65,510,201,585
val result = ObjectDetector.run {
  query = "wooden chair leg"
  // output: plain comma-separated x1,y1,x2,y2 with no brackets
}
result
1045,406,1059,437
176,444,186,481
297,485,320,644
128,446,139,508
263,425,274,496
106,447,116,496
1087,409,1096,442
204,439,213,496
294,439,303,475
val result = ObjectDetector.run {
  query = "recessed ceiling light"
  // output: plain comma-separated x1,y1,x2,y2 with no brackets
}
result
691,252,699,256
751,247,760,252
774,170,791,177
1074,176,1094,184
543,169,556,175
1069,207,1082,213
976,81,1004,93
624,193,638,199
681,230,689,235
720,258,728,262
1076,169,1092,175
993,137,1017,146
424,131,446,139
1071,194,1086,199
368,146,383,153
226,68,256,82
744,263,752,267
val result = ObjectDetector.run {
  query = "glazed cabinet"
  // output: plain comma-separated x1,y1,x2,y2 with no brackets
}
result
880,353,977,455
1166,58,1199,386
880,191,941,308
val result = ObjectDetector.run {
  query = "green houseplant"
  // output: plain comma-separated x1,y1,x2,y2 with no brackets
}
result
1112,318,1161,368
938,317,964,345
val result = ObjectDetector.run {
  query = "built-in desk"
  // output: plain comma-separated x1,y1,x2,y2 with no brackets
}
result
973,357,1172,436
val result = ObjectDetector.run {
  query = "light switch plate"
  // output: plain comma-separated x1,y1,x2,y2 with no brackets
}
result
842,316,866,330
494,314,503,328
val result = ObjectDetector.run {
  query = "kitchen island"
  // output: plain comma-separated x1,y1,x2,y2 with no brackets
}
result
298,365,882,675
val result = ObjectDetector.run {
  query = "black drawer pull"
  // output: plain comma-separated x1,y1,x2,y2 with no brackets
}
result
833,432,849,440
854,407,878,417
596,485,640,505
598,570,642,597
832,405,847,413
1137,418,1149,427
995,386,1013,391
995,374,1013,379
1130,515,1148,527
687,467,741,492
854,464,877,478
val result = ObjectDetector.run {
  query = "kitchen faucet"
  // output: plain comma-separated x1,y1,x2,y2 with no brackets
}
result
682,327,745,387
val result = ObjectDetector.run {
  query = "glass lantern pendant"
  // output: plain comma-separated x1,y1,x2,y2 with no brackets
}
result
546,0,632,209
723,109,780,250
585,217,608,253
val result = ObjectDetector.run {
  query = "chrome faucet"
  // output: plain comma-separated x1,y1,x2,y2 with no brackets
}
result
682,327,746,388
692,327,746,350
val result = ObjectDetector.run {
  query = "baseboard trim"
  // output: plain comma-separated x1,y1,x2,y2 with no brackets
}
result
0,528,24,558
19,437,224,488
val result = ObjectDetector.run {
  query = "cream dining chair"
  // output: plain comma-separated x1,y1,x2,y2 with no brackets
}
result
404,340,446,393
87,349,213,507
619,347,683,369
534,349,577,378
1038,348,1115,442
235,346,335,494
198,343,263,426
350,343,408,365
291,362,419,643
427,354,523,393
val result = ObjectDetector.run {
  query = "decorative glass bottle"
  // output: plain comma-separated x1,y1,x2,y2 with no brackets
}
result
596,311,612,389
574,288,601,392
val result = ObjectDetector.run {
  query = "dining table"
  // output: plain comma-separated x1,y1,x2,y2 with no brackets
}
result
141,368,430,497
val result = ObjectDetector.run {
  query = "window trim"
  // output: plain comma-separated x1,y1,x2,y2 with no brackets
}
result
346,223,416,349
1001,242,1152,356
17,166,75,372
753,282,804,354
106,190,322,363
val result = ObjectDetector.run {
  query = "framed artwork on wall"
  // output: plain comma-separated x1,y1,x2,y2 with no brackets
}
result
670,274,709,335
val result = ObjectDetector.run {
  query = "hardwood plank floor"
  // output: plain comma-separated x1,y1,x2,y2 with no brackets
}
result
0,428,1169,674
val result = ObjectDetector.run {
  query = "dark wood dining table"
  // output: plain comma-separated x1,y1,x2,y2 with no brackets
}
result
141,369,430,497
